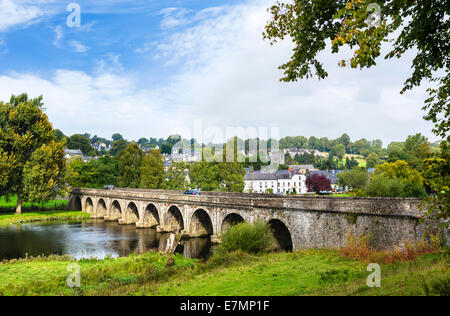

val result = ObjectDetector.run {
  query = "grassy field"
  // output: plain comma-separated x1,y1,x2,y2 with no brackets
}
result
0,249,447,296
0,195,68,212
0,210,90,227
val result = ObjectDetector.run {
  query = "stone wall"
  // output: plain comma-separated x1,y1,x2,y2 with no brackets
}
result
69,188,444,251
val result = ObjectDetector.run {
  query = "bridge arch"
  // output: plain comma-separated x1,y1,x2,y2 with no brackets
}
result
165,205,184,231
85,197,94,214
73,196,82,211
96,199,108,218
109,200,122,220
221,213,245,232
268,219,293,251
142,203,160,227
126,202,140,224
190,209,214,237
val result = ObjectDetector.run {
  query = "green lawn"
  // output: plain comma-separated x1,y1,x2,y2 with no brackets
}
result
0,210,90,227
0,249,447,296
0,195,68,211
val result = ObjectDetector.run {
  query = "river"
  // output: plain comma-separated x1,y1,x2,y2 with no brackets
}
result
0,220,212,260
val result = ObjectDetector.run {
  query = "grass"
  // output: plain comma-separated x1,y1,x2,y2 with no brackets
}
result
0,210,90,227
0,248,447,296
0,195,68,212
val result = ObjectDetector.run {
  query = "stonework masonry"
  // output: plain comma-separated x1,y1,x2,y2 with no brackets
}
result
69,188,446,251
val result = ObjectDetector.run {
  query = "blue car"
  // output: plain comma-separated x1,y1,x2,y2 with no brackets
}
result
183,189,201,195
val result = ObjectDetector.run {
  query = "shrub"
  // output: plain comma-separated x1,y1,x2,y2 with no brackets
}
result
218,221,274,254
339,233,442,264
423,277,450,296
306,174,332,193
364,174,426,198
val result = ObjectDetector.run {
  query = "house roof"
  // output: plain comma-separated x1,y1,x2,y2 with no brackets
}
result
244,172,279,181
64,149,82,155
289,164,315,170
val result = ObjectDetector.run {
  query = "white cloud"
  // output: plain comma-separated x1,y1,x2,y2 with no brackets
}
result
53,25,63,47
0,0,44,32
69,40,88,53
0,0,438,145
0,70,180,139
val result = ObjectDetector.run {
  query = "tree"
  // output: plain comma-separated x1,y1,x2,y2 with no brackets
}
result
337,168,369,190
69,155,118,188
118,143,143,188
331,143,346,160
366,152,381,169
67,134,96,156
0,94,69,214
264,0,449,140
140,149,165,189
23,141,70,203
219,162,246,192
54,129,66,142
166,162,190,190
110,139,127,156
112,133,124,142
190,162,221,191
422,141,450,231
364,160,426,197
306,174,332,193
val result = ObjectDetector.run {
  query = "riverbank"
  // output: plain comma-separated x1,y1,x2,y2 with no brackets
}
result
0,210,90,227
0,248,447,296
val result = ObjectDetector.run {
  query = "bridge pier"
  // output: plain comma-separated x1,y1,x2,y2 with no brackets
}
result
118,218,138,225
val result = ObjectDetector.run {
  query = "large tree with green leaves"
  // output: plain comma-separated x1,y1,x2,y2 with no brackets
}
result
0,94,69,214
140,149,165,189
118,143,143,188
166,162,190,190
264,0,449,140
67,134,96,156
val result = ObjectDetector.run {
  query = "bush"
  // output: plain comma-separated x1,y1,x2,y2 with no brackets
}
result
218,221,274,254
423,277,450,296
364,174,426,198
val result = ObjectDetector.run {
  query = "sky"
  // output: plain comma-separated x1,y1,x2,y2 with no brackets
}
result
0,0,439,146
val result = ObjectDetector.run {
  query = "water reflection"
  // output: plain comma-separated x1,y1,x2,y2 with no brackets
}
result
0,220,211,260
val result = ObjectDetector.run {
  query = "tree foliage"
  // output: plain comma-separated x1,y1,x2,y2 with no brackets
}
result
0,94,69,213
337,167,369,190
67,134,96,156
69,155,118,188
306,174,332,193
118,143,143,188
166,162,190,190
264,0,449,139
364,160,426,197
422,141,450,231
140,149,165,189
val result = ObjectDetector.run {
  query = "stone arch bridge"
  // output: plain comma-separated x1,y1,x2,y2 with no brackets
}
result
69,188,428,251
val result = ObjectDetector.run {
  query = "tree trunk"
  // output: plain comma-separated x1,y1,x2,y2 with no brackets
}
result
16,194,22,215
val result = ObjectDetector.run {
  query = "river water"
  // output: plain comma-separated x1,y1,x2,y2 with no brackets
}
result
0,220,212,260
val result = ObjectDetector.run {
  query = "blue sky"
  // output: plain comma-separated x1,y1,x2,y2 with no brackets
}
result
0,0,438,145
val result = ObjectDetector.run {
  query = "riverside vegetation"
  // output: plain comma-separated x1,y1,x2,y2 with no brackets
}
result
0,221,448,296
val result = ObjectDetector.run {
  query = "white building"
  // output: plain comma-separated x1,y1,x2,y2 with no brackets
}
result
244,170,307,194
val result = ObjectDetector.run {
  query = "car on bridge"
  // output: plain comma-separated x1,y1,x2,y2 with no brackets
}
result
103,185,115,190
183,189,201,195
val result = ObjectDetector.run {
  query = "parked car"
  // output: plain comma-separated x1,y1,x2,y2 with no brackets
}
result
183,189,201,195
103,185,115,190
